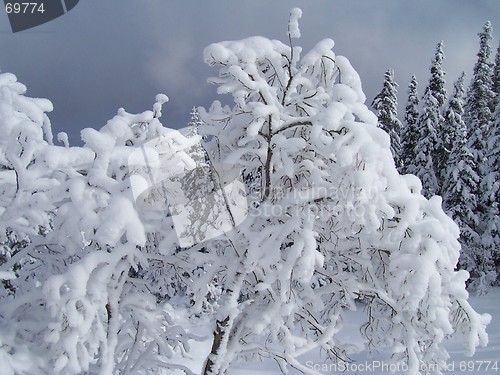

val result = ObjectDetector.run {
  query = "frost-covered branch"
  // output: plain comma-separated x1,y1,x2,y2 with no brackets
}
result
195,8,490,374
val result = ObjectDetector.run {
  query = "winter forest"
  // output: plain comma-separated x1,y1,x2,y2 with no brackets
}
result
0,8,498,375
372,21,499,295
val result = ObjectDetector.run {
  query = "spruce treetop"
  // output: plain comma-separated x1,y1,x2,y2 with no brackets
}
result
426,41,447,108
372,68,402,164
464,21,494,134
400,75,420,175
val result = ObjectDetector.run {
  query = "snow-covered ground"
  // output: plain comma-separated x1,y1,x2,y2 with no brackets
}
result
171,288,500,374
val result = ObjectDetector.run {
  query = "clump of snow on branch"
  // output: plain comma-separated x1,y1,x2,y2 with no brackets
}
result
288,7,302,39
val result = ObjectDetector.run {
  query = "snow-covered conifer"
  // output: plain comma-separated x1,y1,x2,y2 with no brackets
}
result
371,69,402,168
462,22,497,287
464,22,495,199
488,41,499,252
481,100,499,287
179,11,490,375
441,73,491,291
186,106,203,138
483,46,499,278
441,72,467,183
492,41,500,110
465,21,495,134
400,75,420,175
414,42,447,197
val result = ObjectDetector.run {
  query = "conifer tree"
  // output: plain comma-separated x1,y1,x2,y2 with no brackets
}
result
463,23,496,283
492,42,500,110
483,102,499,279
400,75,420,175
372,69,402,168
441,73,466,181
483,43,499,276
414,42,447,197
464,22,494,198
186,106,203,138
441,73,487,286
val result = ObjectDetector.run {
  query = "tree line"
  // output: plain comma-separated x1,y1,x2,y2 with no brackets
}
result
371,22,499,294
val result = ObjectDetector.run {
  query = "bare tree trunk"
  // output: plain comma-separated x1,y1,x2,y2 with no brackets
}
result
202,316,230,375
263,115,273,201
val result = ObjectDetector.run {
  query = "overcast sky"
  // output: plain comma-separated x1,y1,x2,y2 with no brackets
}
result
1,1,499,145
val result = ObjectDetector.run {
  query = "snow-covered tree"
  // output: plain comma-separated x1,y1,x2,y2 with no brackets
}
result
462,22,497,287
186,106,203,138
464,21,495,135
442,73,467,175
0,80,197,374
400,75,420,175
464,22,495,209
371,69,402,168
492,41,500,110
0,72,58,374
441,73,492,292
482,40,499,277
49,102,200,375
0,14,495,375
414,42,447,198
482,100,499,285
137,106,211,303
174,10,489,375
0,73,56,241
484,41,500,266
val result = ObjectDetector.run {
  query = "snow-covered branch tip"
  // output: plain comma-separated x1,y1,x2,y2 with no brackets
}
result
153,93,169,119
288,8,302,40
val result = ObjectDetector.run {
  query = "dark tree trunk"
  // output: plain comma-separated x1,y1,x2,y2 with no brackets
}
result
203,316,230,375
263,115,273,201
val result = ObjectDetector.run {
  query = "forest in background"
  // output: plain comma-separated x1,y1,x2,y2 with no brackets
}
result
370,22,499,293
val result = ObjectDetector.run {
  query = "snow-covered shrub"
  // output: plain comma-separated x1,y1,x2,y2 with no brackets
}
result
179,9,491,375
0,72,60,375
0,75,197,374
0,72,56,239
42,99,200,375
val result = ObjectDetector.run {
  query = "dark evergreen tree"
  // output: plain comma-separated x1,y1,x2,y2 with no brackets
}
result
459,22,498,292
400,75,420,175
492,41,500,110
372,69,402,168
441,73,487,289
187,106,203,139
483,43,499,276
463,21,494,196
441,73,467,181
442,73,468,194
414,42,447,198
483,101,499,281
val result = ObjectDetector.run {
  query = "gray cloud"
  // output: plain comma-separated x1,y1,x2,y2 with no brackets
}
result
0,0,498,145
